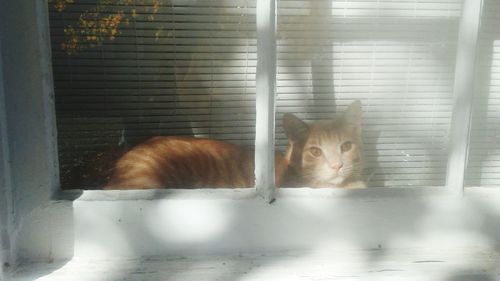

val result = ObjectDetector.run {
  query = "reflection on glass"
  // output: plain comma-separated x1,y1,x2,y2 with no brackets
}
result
276,0,462,187
49,0,257,189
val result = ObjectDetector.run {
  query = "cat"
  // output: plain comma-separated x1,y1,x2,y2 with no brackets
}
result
104,100,365,189
283,100,365,188
104,136,292,189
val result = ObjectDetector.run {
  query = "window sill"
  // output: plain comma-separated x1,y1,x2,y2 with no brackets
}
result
52,185,474,202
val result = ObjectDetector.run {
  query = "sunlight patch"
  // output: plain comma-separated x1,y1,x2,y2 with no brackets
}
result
147,200,233,244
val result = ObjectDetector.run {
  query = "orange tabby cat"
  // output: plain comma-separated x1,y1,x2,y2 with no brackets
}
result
104,100,365,189
105,137,291,189
283,100,365,188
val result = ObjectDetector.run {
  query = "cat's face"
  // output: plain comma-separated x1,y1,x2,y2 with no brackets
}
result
283,101,364,188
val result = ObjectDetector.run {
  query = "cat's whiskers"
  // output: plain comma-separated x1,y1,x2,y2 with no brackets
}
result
339,167,353,177
339,160,363,177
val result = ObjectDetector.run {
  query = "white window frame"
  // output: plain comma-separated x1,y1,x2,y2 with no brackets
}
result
0,0,496,267
445,0,483,195
46,0,484,201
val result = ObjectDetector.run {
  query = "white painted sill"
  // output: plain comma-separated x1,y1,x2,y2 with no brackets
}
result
52,186,499,202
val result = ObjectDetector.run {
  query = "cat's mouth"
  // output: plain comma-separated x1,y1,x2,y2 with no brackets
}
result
310,170,346,187
326,176,345,186
312,178,345,188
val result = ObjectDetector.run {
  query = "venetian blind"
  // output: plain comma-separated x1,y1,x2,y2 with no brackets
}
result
466,0,500,187
48,0,256,188
276,0,462,187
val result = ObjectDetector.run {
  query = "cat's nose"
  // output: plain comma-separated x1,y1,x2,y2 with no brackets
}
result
331,162,343,171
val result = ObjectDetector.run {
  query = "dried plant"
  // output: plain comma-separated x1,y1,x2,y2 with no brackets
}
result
50,0,163,55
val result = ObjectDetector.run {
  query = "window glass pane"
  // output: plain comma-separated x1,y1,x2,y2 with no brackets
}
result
48,0,257,189
276,0,462,188
466,0,500,187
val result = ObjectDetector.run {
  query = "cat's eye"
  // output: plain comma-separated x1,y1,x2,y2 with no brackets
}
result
340,141,352,153
309,147,322,157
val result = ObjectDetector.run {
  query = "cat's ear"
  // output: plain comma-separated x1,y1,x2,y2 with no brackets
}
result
343,100,362,134
283,113,309,142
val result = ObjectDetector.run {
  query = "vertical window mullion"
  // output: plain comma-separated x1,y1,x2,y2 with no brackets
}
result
255,0,276,202
446,0,483,195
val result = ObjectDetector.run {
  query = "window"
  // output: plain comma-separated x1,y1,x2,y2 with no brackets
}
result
276,0,462,188
48,0,258,189
2,0,499,272
46,0,483,193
